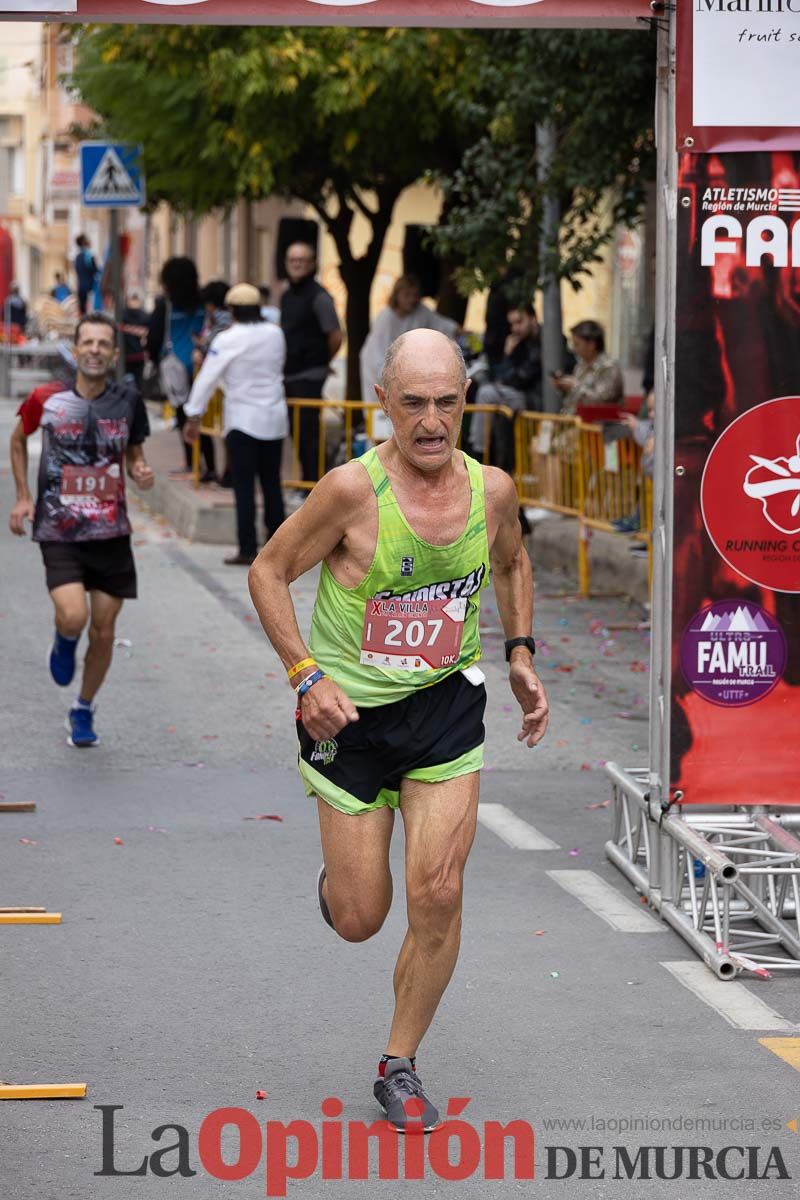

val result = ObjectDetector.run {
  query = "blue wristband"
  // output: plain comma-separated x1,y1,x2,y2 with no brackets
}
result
296,669,326,699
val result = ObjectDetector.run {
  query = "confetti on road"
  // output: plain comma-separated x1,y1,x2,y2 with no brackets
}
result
550,971,560,979
256,1090,268,1100
586,799,611,810
113,837,123,845
18,838,37,846
147,826,168,833
568,848,580,857
243,814,284,822
534,930,546,936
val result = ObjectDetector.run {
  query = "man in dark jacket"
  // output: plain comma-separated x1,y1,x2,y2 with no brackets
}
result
280,243,342,483
471,304,542,470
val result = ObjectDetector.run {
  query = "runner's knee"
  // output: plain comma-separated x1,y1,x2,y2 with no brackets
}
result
56,604,88,638
329,884,391,943
407,870,463,930
333,906,388,943
88,621,116,650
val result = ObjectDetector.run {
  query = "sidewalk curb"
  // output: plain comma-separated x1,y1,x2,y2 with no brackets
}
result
527,513,650,604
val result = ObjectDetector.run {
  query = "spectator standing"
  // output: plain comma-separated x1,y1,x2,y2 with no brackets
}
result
74,235,99,316
196,280,232,360
6,283,27,334
470,303,542,470
147,257,215,481
360,274,458,440
184,284,288,566
121,289,149,393
280,243,342,483
553,319,624,414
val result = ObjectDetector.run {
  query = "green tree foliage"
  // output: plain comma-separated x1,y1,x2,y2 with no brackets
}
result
430,28,657,300
70,24,487,396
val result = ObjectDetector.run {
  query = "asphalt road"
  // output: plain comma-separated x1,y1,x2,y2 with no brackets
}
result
1,397,798,1199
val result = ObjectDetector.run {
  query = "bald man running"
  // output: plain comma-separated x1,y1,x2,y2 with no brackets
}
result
249,328,548,1132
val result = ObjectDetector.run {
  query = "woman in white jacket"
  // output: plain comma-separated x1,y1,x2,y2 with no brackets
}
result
184,283,288,565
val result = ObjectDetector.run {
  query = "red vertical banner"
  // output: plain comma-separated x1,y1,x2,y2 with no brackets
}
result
672,151,800,806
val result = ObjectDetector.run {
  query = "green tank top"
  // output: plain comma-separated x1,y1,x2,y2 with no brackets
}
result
308,447,491,707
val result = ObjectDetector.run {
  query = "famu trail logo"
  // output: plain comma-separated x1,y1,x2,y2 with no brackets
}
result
374,564,486,604
680,601,787,707
310,739,338,766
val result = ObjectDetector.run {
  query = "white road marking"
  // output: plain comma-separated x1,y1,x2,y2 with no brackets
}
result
662,961,796,1031
477,803,560,850
547,869,663,932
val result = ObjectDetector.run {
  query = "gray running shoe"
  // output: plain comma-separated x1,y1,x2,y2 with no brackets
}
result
373,1058,440,1133
317,865,334,930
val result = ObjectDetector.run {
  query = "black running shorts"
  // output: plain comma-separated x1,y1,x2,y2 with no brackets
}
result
297,669,486,815
40,536,138,599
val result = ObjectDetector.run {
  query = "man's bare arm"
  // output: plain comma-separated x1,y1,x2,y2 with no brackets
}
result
9,419,34,536
486,468,549,747
248,463,368,739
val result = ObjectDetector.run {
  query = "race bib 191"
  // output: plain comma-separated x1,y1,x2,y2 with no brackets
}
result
60,463,121,514
360,596,466,671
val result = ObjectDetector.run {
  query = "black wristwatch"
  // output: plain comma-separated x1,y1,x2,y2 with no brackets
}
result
504,636,536,662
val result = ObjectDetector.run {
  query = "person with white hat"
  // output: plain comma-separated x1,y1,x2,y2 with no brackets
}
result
184,284,288,565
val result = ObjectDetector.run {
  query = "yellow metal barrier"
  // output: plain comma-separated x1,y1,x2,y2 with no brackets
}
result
187,391,651,597
191,389,225,485
516,412,584,517
280,399,516,489
517,410,652,597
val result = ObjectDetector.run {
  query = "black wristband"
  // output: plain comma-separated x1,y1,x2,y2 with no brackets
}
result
504,636,536,662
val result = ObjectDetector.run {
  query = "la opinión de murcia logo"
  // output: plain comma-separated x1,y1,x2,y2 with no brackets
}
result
93,1102,791,1191
743,435,800,534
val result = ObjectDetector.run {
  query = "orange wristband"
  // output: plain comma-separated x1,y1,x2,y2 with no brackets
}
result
287,657,316,681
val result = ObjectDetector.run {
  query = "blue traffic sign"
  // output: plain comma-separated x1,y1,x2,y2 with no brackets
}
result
80,142,146,209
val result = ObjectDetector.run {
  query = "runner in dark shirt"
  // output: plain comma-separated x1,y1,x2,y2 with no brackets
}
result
8,312,155,748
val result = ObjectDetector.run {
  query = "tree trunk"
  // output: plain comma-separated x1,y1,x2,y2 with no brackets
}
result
435,252,469,326
537,120,565,414
317,181,403,402
338,258,374,401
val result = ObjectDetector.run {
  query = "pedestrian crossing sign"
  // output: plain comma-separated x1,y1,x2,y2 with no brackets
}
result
80,142,145,209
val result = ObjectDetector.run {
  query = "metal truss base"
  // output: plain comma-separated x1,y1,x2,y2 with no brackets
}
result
605,764,800,979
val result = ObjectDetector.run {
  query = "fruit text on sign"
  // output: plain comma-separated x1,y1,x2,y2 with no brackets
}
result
361,597,466,671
